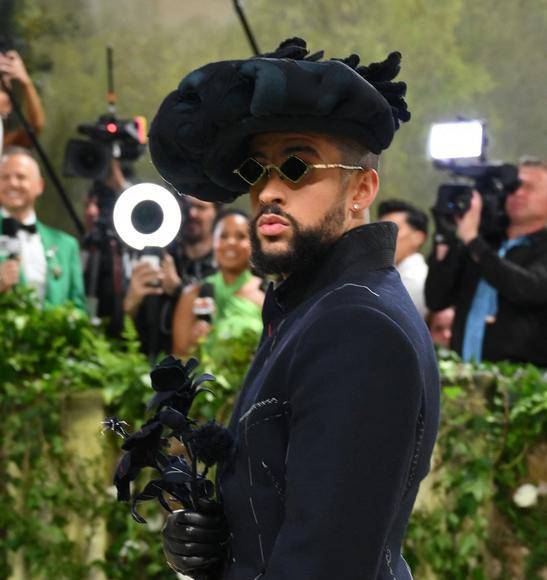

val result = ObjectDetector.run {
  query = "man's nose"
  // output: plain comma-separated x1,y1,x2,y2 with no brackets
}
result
257,173,287,207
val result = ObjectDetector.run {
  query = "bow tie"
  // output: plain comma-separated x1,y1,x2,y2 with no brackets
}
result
3,217,37,235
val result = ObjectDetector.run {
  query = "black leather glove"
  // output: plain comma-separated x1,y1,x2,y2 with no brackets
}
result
163,499,228,579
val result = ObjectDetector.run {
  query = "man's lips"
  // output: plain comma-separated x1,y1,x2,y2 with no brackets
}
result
257,215,290,236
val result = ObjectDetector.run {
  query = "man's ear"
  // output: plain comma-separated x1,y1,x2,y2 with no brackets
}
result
35,177,45,199
412,229,427,250
352,169,379,211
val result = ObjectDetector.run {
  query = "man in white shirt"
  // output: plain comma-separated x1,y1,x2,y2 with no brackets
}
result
0,147,85,309
378,199,429,317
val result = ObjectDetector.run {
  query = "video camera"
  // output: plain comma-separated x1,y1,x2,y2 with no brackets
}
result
428,120,521,243
63,114,147,181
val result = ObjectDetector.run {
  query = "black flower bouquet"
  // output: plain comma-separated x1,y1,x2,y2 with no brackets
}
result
104,356,233,523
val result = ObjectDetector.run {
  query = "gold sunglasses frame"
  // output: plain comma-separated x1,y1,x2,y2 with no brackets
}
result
233,155,366,186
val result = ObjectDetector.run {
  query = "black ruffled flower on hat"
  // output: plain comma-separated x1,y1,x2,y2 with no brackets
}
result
149,37,411,203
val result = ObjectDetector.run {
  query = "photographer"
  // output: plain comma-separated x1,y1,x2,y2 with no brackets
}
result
83,157,132,335
124,196,218,359
425,159,547,366
0,50,45,149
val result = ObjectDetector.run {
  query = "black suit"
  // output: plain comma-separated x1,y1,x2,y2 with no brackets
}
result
218,222,440,580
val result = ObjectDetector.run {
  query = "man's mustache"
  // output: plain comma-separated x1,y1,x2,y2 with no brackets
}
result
252,204,297,228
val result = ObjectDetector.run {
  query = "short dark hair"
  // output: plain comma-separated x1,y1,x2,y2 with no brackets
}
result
519,156,547,171
213,207,249,232
332,136,379,170
377,199,429,235
1,145,38,163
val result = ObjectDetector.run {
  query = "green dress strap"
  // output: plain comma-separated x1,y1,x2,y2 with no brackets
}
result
205,270,253,320
201,269,263,350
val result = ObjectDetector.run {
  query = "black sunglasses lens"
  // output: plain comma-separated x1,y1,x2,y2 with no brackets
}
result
280,156,309,182
238,158,265,185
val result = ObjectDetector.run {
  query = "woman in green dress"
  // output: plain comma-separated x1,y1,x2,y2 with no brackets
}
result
172,209,264,358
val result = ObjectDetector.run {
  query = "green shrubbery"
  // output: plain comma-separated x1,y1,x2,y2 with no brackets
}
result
405,351,547,579
1,291,545,579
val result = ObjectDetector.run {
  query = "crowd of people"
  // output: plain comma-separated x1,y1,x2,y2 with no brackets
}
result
1,50,546,370
0,145,265,362
377,160,547,368
1,150,546,368
0,50,547,366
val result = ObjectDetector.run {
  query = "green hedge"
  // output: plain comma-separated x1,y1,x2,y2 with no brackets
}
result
1,291,545,579
405,351,547,579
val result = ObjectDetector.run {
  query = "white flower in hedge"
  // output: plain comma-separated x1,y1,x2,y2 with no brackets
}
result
120,539,147,558
513,483,538,508
105,485,118,500
145,512,164,532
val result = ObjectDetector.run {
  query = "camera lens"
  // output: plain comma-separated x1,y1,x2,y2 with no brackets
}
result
131,200,163,234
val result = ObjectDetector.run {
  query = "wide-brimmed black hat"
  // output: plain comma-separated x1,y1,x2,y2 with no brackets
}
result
149,38,410,203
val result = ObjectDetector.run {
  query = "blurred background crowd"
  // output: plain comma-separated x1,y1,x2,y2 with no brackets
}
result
1,1,546,371
1,29,545,366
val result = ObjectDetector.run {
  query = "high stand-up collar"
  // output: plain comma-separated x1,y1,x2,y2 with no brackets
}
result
262,221,397,329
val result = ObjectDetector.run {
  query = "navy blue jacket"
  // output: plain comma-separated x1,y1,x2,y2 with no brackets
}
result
218,222,440,580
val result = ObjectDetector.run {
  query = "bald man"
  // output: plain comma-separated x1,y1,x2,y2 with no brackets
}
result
0,147,85,309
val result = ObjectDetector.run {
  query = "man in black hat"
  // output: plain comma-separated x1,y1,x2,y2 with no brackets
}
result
150,38,439,580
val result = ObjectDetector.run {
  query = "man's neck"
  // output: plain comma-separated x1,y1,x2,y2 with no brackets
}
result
184,238,212,260
396,250,416,266
507,220,546,240
2,207,36,223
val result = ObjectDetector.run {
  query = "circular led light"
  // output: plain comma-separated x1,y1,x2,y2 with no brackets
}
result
113,183,181,250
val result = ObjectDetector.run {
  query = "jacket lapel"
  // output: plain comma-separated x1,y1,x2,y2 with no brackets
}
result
36,221,60,302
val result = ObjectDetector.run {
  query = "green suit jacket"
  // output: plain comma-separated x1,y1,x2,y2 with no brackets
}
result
0,215,86,310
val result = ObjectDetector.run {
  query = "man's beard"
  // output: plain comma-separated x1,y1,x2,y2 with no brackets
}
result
250,200,345,277
180,222,203,245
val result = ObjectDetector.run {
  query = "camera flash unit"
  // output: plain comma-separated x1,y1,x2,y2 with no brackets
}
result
113,183,181,250
428,120,485,163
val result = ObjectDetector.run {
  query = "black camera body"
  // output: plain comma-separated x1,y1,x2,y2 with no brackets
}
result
432,162,521,244
63,114,146,180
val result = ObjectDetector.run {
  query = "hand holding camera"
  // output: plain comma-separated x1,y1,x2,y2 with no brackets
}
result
455,190,482,244
123,260,164,317
160,253,182,296
0,50,31,89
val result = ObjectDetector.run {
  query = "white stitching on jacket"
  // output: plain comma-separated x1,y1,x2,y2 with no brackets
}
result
249,496,259,525
261,460,285,500
385,547,397,578
239,397,281,423
248,456,254,487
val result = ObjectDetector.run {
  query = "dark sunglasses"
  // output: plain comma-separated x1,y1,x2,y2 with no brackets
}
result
233,155,366,186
